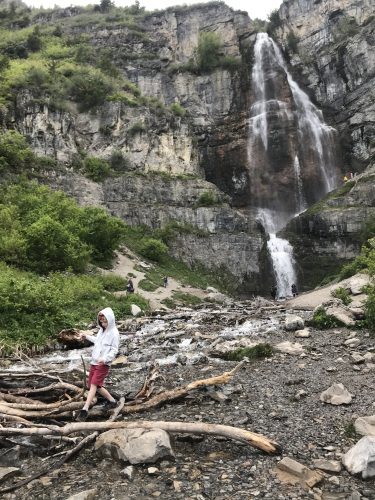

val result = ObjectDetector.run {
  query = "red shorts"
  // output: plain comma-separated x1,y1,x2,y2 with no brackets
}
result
88,364,109,388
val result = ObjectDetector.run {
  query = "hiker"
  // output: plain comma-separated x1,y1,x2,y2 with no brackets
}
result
77,307,119,421
291,283,298,297
163,276,168,288
270,285,277,300
126,278,134,294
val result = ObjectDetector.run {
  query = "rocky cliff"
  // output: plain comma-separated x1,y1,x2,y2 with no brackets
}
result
3,0,374,293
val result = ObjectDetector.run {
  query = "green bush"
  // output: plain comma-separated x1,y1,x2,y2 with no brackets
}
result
139,238,168,262
67,68,114,111
197,191,219,206
267,9,282,35
222,343,274,361
331,287,352,305
311,307,343,329
196,31,222,72
286,31,299,53
128,121,145,136
99,274,128,291
0,263,150,353
170,102,186,117
0,130,34,173
83,156,112,182
109,150,129,172
0,182,125,272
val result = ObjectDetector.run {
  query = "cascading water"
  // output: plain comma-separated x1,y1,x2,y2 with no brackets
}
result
249,33,339,297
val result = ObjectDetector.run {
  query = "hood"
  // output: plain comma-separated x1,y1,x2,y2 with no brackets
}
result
98,307,116,330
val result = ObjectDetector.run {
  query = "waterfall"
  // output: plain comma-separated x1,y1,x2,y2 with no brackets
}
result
293,155,306,214
249,33,338,297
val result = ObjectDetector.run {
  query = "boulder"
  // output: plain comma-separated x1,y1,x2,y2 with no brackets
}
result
324,306,355,326
346,274,370,295
354,416,375,437
342,436,375,478
285,314,304,331
57,329,92,349
320,383,353,405
313,459,342,473
295,328,310,338
94,428,174,464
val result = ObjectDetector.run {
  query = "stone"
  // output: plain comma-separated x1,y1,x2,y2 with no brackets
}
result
354,416,375,437
325,306,355,326
277,457,323,489
147,467,159,475
285,314,304,331
313,459,342,473
344,338,361,348
295,328,310,338
121,465,135,481
342,436,375,478
94,428,174,464
0,467,21,483
275,341,304,355
320,383,353,405
66,489,98,500
351,353,365,364
131,305,142,317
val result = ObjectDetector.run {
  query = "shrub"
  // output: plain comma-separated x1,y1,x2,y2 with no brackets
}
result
196,31,222,72
24,215,90,273
138,278,159,292
99,274,128,291
109,150,129,172
331,287,352,305
170,102,186,117
139,238,168,262
222,343,274,361
311,307,343,329
0,130,34,173
83,156,112,182
67,69,114,111
197,191,219,206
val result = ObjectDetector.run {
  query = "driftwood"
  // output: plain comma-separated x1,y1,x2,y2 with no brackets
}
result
0,398,126,494
0,420,280,454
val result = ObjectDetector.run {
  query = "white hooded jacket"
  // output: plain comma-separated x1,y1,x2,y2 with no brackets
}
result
85,307,119,365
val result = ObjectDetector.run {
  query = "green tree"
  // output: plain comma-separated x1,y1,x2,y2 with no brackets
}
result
24,215,90,273
0,130,34,173
27,27,42,52
139,238,168,262
67,69,113,111
83,156,112,181
100,0,113,12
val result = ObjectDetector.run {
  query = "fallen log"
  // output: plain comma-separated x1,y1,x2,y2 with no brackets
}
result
0,398,126,494
0,420,280,454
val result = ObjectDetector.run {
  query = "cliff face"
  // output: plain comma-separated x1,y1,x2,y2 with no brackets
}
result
4,1,374,293
277,0,374,172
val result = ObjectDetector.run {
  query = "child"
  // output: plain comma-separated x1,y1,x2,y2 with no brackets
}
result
77,307,119,421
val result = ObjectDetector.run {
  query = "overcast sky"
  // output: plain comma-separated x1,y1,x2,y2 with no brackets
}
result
25,0,283,20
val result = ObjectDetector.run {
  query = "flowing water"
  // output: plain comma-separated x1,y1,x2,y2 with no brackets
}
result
249,33,338,296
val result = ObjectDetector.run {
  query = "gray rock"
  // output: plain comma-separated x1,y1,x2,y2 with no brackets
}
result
131,304,142,317
66,489,97,500
285,314,304,331
275,341,304,355
354,416,375,437
320,383,353,405
342,436,375,478
95,427,174,464
295,328,310,338
121,465,135,481
0,467,20,483
313,459,342,473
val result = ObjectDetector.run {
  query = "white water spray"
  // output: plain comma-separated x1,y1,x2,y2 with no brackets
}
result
293,155,306,214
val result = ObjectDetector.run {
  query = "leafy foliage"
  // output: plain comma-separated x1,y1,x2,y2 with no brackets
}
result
311,307,343,329
83,156,112,181
197,190,220,206
139,238,168,262
0,262,149,353
0,182,125,272
222,343,274,361
0,130,34,173
331,287,352,305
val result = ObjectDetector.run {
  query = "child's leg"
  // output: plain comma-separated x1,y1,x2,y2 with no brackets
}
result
82,383,98,411
98,386,116,403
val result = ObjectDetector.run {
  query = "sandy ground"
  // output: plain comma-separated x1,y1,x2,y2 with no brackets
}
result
107,250,207,310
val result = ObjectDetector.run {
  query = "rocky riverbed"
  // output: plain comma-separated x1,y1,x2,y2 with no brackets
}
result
1,298,375,500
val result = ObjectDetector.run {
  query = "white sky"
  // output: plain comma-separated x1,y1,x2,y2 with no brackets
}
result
25,0,283,21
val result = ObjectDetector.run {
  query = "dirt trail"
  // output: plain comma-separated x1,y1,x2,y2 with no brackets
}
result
108,251,207,310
